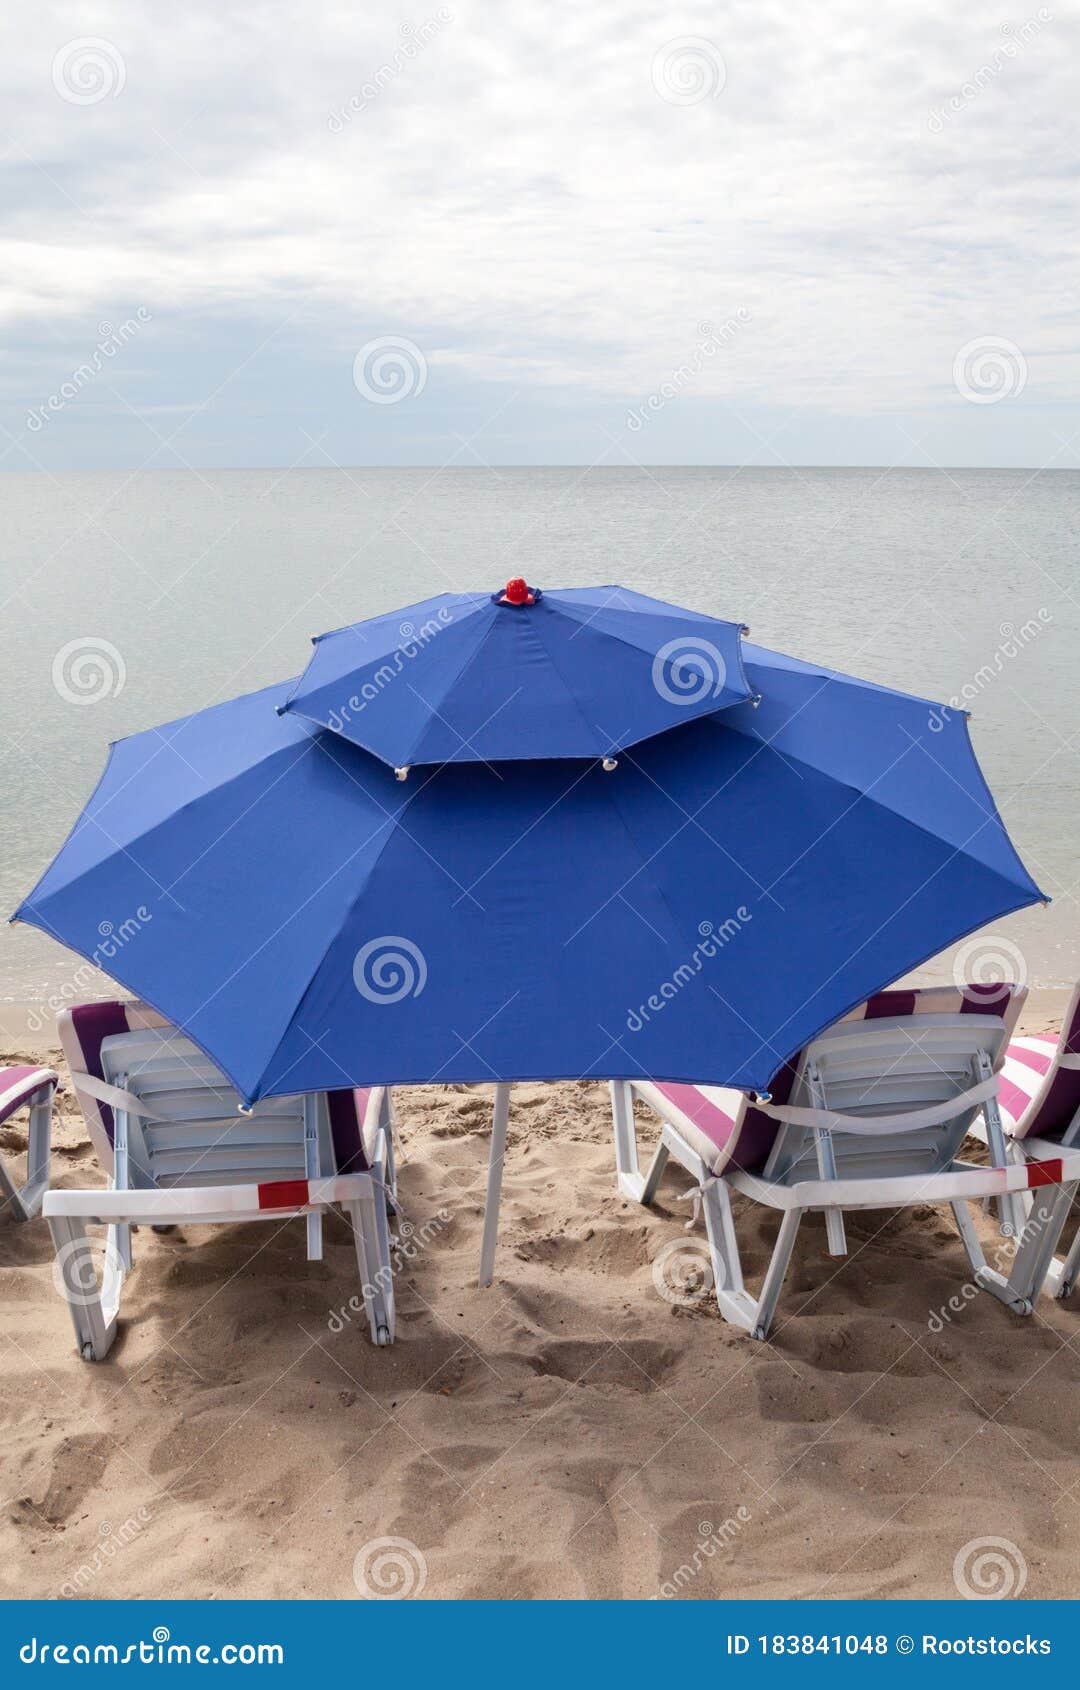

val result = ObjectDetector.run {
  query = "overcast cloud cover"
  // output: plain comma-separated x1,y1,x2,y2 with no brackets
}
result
2,2,1078,468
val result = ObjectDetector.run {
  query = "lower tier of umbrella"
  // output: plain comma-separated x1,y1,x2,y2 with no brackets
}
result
15,643,1044,1102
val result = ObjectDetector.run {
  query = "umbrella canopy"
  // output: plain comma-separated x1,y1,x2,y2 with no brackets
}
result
278,584,752,766
15,640,1044,1103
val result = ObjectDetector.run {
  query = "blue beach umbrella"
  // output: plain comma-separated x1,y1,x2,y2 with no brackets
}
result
278,582,753,767
15,634,1044,1104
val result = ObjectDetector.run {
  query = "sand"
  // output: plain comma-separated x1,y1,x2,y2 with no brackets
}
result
2,998,1079,1602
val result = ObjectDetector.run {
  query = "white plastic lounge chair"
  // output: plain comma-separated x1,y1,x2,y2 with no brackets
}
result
0,1063,59,1221
46,1001,397,1360
967,984,1080,1301
611,985,1080,1338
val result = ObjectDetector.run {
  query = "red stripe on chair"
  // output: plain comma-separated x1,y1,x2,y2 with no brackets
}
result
1028,1159,1063,1189
257,1178,311,1210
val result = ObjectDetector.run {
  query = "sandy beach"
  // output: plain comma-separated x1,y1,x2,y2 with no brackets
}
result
1,994,1078,1602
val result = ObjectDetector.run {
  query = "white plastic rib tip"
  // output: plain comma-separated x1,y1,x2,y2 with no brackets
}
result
751,694,762,708
602,757,619,772
751,1089,772,1105
394,766,411,782
741,624,751,636
237,1102,253,1116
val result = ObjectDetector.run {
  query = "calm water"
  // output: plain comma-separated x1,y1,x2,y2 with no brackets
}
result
1,467,1077,1003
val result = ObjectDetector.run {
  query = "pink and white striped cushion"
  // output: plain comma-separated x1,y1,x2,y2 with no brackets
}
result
637,1081,744,1174
0,1065,58,1127
838,983,1027,1043
999,985,1080,1143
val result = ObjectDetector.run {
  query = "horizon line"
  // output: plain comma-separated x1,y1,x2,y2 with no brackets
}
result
1,462,1076,475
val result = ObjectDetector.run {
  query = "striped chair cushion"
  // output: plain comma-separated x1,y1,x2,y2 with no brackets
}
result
839,983,1026,1041
999,985,1080,1143
0,1065,58,1127
638,1083,743,1174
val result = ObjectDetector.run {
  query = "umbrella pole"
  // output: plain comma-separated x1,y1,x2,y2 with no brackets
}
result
479,1082,512,1287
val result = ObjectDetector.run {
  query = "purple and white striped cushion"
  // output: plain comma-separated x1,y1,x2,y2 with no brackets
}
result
58,1001,139,1164
838,983,1027,1043
644,982,1026,1176
999,985,1080,1143
59,1000,370,1174
0,1065,58,1127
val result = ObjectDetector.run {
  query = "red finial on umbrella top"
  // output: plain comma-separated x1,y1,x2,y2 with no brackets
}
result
499,577,537,606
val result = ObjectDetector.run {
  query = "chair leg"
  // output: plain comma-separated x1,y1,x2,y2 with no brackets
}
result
950,1199,984,1272
611,1081,645,1202
1006,1184,1077,1307
345,1195,393,1346
984,1086,1024,1239
0,1085,55,1222
695,1179,801,1341
381,1092,398,1205
369,1183,395,1342
950,1198,1034,1317
1053,1217,1080,1300
751,1209,803,1339
640,1140,670,1205
700,1178,744,1304
48,1215,120,1361
807,1065,846,1254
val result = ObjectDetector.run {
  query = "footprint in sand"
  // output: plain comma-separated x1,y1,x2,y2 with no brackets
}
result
23,1432,110,1528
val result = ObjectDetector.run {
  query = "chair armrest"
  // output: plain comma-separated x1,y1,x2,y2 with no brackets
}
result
43,1171,377,1227
0,1066,59,1221
0,1065,59,1126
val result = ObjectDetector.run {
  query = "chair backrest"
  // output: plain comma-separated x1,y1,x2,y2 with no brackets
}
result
643,984,1026,1177
59,1001,374,1178
736,982,1027,1175
761,1011,1009,1186
1001,983,1080,1144
99,1028,331,1191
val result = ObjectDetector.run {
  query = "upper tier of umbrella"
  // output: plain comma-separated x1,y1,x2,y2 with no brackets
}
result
278,582,753,767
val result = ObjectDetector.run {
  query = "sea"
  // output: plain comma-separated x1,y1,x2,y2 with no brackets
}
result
1,466,1076,1008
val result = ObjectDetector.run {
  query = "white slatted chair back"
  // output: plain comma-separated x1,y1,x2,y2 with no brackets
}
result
99,1029,332,1191
762,1013,1008,1186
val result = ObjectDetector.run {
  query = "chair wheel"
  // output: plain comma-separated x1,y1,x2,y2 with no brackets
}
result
375,1324,391,1346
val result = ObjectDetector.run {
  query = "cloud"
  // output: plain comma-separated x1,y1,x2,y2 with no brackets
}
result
2,1,1078,465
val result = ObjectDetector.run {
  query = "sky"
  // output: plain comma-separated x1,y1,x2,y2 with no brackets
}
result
2,2,1078,469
